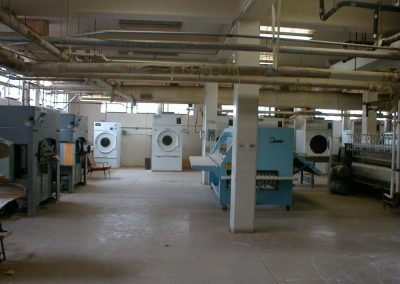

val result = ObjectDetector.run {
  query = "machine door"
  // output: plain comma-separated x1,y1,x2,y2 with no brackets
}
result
156,129,179,152
308,134,329,155
95,132,117,154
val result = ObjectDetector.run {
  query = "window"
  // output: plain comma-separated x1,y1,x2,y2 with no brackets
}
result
136,103,159,114
315,109,342,121
259,106,275,117
260,52,274,65
163,104,192,115
101,102,130,113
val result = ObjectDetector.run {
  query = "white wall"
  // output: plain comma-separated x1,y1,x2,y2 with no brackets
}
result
69,102,204,167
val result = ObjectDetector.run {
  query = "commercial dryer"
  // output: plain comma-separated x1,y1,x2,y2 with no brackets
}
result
93,122,122,168
152,114,183,171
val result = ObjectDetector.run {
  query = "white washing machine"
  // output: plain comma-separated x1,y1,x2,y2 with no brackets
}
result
152,114,183,171
93,122,122,168
296,119,333,157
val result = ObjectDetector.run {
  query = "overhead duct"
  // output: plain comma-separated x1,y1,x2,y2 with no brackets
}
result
27,73,396,93
319,0,400,21
0,7,133,102
0,8,69,61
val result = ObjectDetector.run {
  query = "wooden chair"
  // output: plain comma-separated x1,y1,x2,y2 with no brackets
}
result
87,155,111,179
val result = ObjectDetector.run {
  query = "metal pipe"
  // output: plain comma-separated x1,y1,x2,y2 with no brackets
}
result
40,37,400,60
29,72,395,92
396,100,400,194
0,8,69,61
388,112,397,199
2,32,400,51
24,62,400,82
92,78,134,102
227,0,258,39
381,32,400,46
0,8,133,102
319,0,400,21
0,48,25,70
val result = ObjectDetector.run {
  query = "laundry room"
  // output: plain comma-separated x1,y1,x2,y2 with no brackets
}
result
0,1,400,283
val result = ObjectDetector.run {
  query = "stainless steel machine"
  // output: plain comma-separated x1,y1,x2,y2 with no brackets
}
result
0,106,60,215
59,114,89,193
330,132,400,207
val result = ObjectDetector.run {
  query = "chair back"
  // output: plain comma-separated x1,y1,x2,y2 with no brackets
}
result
87,155,96,168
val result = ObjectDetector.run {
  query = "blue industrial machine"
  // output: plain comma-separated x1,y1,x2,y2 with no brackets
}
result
0,106,60,215
59,114,89,193
190,127,296,210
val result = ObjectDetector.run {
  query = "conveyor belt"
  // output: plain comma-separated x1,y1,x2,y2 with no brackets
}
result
0,184,25,210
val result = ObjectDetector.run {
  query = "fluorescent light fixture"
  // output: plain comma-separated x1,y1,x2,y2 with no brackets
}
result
260,26,313,35
260,25,313,41
260,33,312,40
80,95,111,102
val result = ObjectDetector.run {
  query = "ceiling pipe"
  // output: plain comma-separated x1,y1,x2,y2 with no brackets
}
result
2,32,400,51
2,34,400,57
24,62,400,82
31,72,396,93
0,8,133,102
0,8,69,61
0,48,25,70
42,37,400,60
319,0,400,21
227,0,258,38
381,32,400,46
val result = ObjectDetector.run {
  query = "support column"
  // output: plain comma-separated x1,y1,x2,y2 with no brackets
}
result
362,92,378,135
202,83,218,184
230,21,260,233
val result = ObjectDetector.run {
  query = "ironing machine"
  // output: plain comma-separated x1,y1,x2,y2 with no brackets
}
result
190,127,296,210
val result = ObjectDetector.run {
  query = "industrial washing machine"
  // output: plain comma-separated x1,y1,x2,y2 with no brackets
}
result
93,122,122,168
296,119,333,158
0,106,60,215
59,114,89,192
152,114,183,171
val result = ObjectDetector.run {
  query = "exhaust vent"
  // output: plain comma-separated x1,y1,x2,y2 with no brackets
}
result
118,20,182,31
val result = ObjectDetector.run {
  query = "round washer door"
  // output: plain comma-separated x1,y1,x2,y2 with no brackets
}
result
156,129,179,152
95,132,116,154
309,134,328,154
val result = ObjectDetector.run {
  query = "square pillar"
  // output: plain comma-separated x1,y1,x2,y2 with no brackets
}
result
362,92,378,135
230,21,260,233
202,83,218,184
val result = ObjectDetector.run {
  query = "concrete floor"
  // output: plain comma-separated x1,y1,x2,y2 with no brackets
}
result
1,168,400,284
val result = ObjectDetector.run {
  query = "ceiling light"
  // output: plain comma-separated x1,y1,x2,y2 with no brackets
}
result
260,33,313,41
260,25,313,41
260,26,313,35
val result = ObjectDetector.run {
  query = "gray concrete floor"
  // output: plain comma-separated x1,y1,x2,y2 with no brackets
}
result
1,168,400,284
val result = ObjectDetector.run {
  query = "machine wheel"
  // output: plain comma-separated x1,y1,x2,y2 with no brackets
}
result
285,205,290,211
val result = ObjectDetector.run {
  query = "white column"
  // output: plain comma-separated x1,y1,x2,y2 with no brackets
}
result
230,21,260,233
202,83,218,184
362,92,378,135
